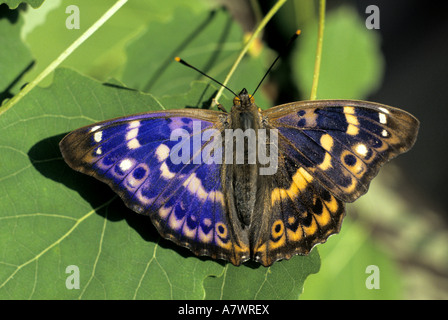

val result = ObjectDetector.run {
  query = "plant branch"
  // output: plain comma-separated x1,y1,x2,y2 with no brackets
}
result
309,0,326,100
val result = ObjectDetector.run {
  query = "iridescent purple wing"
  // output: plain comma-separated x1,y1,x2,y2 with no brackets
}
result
59,110,250,265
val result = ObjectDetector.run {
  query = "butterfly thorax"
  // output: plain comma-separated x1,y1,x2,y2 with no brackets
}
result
229,88,262,227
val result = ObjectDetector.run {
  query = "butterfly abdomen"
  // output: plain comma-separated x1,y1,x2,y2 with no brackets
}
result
229,101,261,227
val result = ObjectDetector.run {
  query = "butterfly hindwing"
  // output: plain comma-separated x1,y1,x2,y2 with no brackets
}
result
59,109,250,265
250,129,345,266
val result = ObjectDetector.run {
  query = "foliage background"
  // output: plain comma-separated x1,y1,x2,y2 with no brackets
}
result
0,0,446,299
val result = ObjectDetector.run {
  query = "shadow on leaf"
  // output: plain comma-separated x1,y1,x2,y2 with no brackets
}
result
28,133,222,263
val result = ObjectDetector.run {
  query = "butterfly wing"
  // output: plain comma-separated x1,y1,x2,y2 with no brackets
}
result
59,110,250,265
250,100,419,266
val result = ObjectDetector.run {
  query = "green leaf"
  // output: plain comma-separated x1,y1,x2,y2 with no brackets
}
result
0,68,319,299
204,250,320,299
1,0,44,9
0,68,221,299
293,5,384,99
21,0,211,84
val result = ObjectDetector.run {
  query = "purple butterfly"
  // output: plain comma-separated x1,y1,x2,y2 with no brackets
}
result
60,86,419,266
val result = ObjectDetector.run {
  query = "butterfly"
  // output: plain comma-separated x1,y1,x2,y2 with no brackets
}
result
59,83,419,266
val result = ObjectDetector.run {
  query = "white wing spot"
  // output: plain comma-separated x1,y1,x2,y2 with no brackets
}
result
160,162,176,179
381,129,388,137
127,138,141,149
90,125,102,132
119,158,133,172
379,113,387,124
378,107,390,114
94,131,103,142
156,144,170,162
355,143,368,156
126,121,141,149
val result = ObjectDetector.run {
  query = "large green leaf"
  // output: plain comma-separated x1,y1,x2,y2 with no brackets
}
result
0,68,320,299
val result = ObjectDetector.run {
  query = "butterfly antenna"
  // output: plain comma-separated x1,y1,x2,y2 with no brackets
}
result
252,29,302,97
174,57,238,97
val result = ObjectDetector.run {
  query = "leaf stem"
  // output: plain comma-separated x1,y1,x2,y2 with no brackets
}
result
0,0,128,116
213,0,287,105
309,0,326,100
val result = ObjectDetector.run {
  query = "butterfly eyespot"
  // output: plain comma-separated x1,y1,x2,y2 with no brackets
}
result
216,222,227,238
343,154,357,166
271,220,284,238
132,166,147,180
275,223,281,233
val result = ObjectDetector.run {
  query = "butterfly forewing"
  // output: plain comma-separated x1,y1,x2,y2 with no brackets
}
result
264,100,419,202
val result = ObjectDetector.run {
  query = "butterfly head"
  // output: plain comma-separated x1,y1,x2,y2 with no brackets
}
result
233,88,255,109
